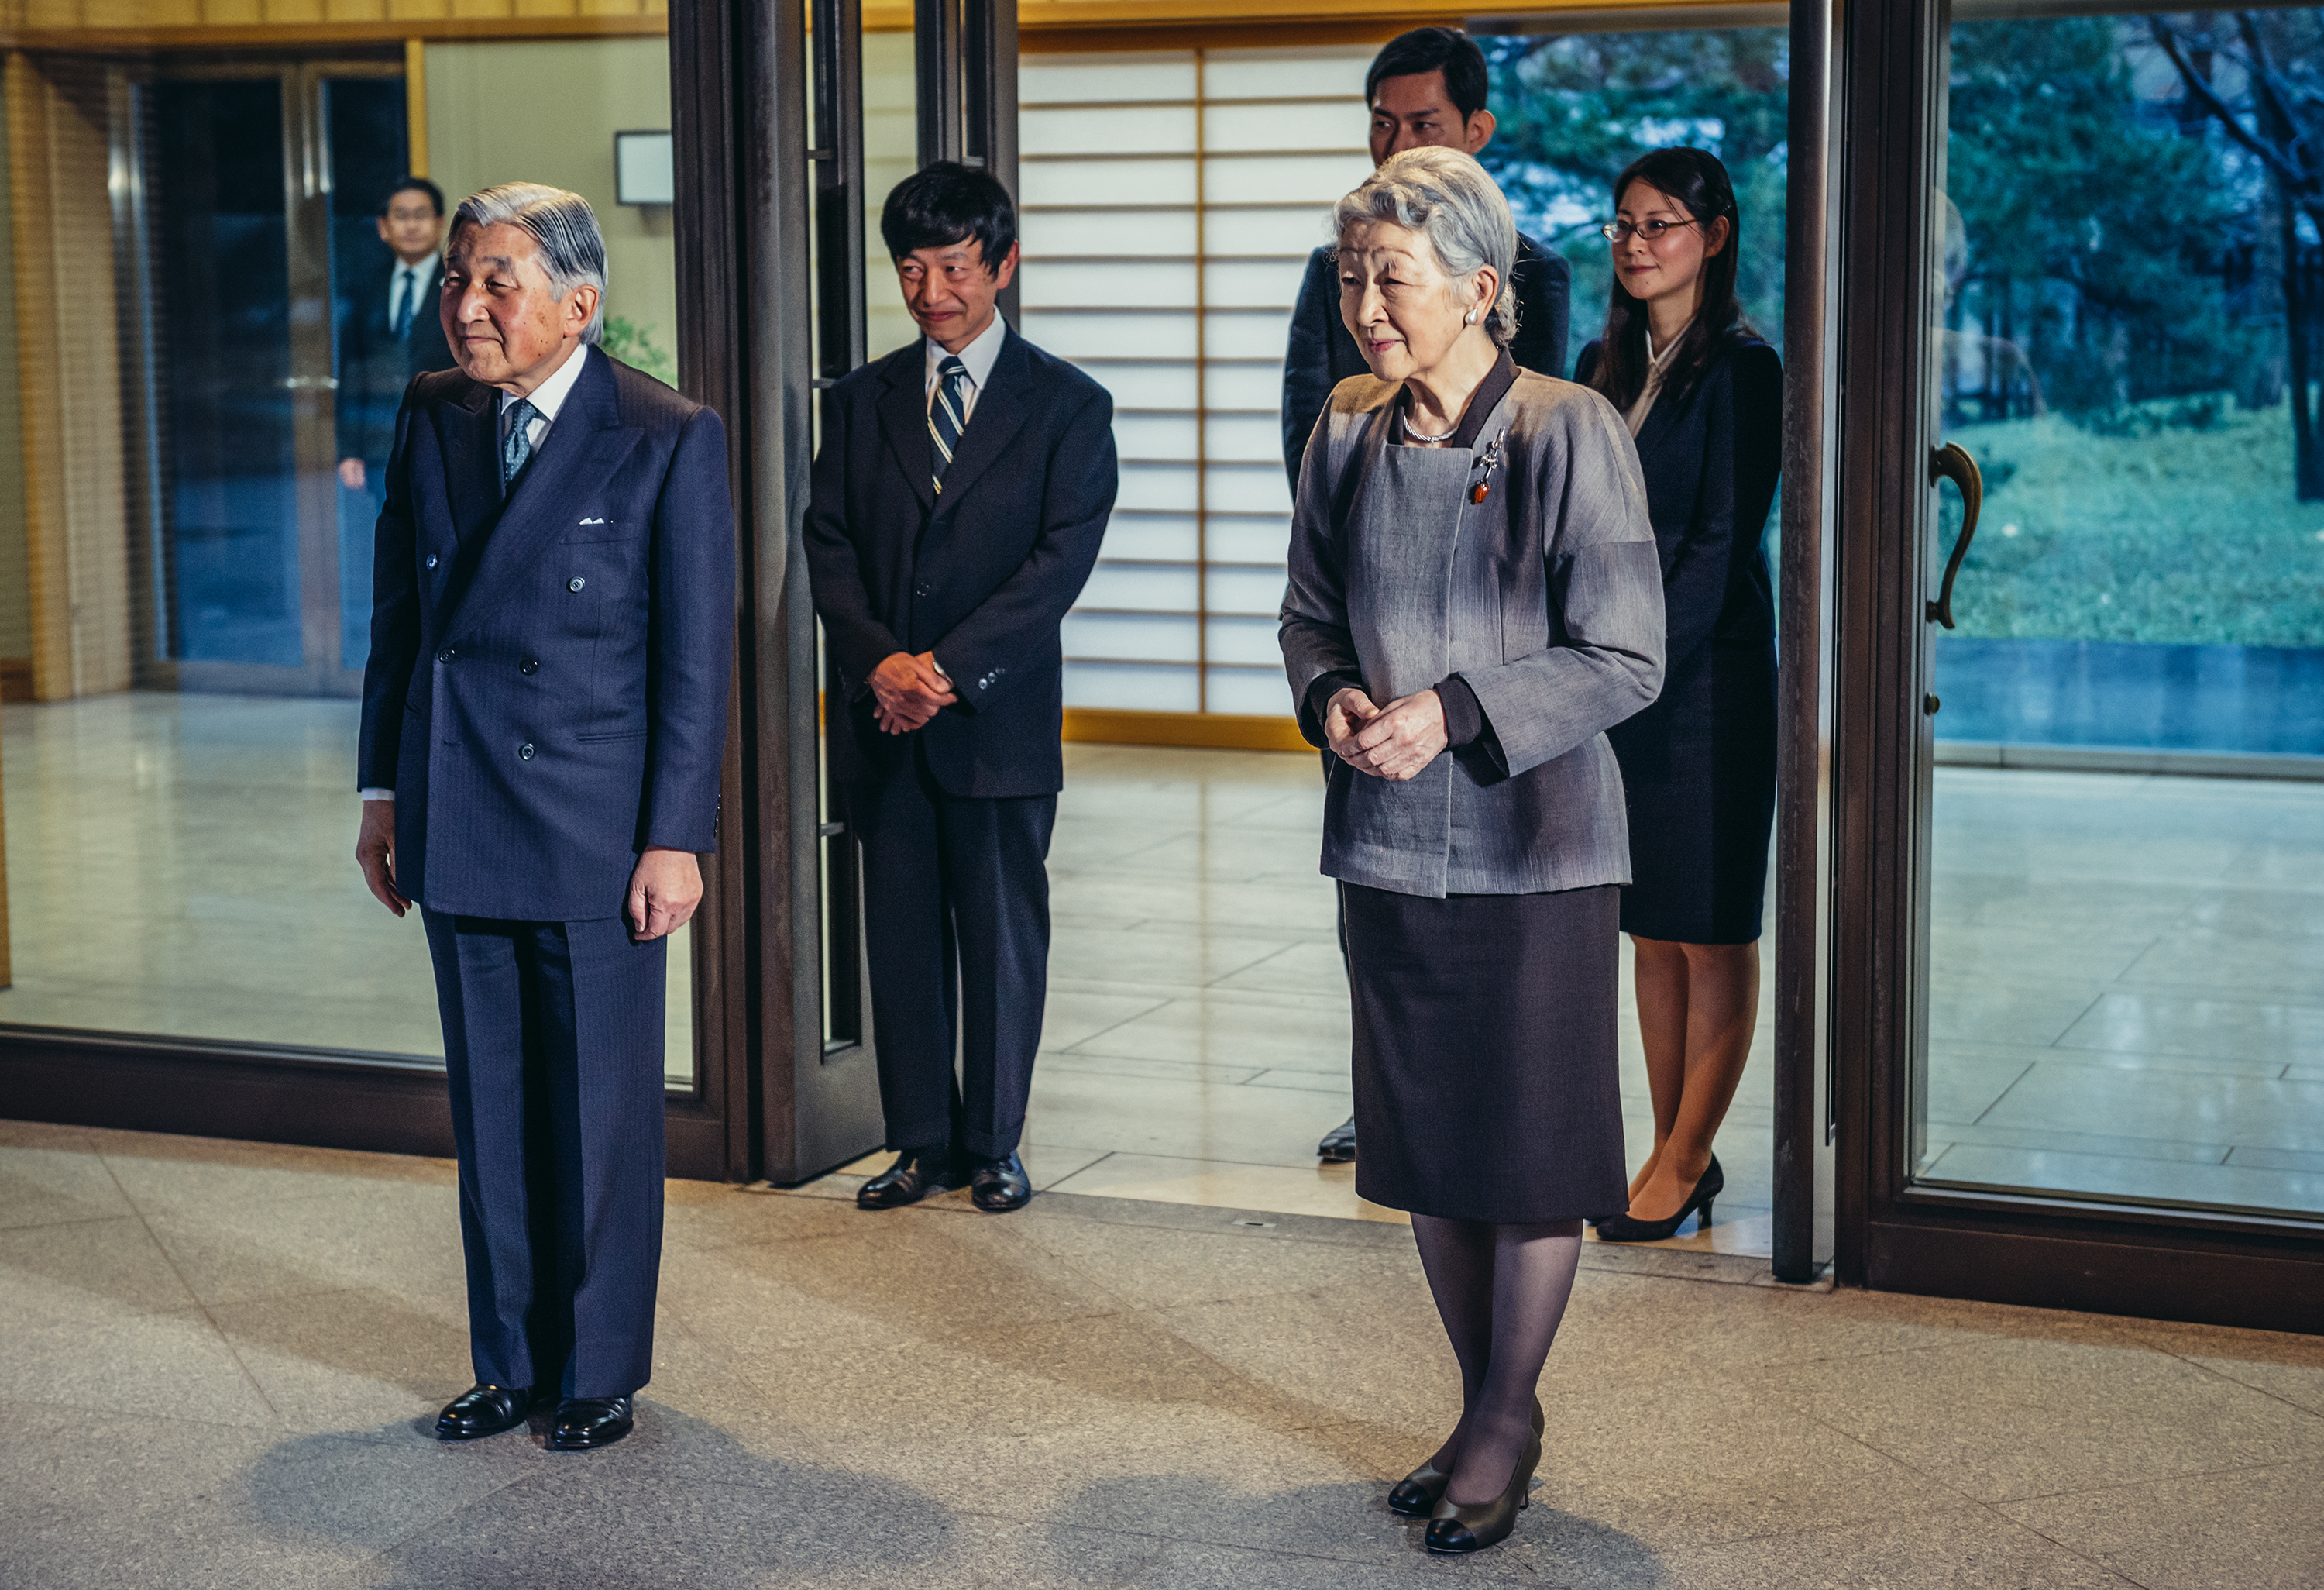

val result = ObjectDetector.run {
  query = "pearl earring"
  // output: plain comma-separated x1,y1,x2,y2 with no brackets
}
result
1464,309,1477,325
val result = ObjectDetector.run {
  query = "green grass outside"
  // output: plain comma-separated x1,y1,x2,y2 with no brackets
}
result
1944,397,2324,649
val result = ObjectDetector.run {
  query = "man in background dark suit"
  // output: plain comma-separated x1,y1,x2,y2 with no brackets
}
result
1280,26,1573,1168
1280,26,1571,493
355,182,734,1452
804,162,1117,1215
338,177,456,496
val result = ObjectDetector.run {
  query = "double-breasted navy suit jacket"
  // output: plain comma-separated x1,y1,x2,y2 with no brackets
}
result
804,329,1117,800
357,346,737,922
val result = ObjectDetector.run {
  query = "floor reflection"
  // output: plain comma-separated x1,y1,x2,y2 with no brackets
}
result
0,693,693,1086
1926,766,2324,1215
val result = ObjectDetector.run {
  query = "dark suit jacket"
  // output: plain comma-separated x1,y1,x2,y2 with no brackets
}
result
357,346,737,921
1279,230,1572,489
804,328,1117,801
339,254,457,467
1573,334,1780,676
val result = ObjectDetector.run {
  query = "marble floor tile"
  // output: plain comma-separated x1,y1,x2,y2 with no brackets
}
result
1043,1152,1408,1223
1746,1334,2324,1503
1998,1459,2324,1590
1975,1059,2324,1154
0,1141,135,1230
1927,976,2107,1047
1022,1069,1360,1169
1057,990,1350,1073
2058,989,2324,1070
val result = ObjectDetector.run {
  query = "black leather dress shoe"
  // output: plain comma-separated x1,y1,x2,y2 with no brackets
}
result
546,1395,635,1451
434,1382,534,1441
1318,1116,1357,1163
968,1151,1032,1213
857,1148,964,1210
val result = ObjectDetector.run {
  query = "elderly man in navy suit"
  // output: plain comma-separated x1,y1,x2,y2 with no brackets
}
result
805,162,1117,1215
355,182,734,1452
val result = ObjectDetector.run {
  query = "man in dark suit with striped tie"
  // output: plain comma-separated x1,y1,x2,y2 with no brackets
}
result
804,162,1118,1214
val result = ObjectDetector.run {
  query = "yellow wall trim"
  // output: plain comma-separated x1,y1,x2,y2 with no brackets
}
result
0,13,667,49
404,36,428,174
1064,707,1310,753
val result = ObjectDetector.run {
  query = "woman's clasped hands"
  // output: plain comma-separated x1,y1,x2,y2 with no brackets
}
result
1325,685,1448,781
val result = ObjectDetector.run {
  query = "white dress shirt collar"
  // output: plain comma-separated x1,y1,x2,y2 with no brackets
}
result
389,254,439,312
500,341,591,422
923,311,1009,398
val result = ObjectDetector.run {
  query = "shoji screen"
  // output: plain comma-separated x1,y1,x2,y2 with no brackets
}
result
1016,47,1373,717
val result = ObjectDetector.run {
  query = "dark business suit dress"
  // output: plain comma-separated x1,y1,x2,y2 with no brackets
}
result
339,254,458,469
803,327,1116,1160
339,256,459,666
358,345,735,1399
1576,334,1781,945
1279,231,1571,490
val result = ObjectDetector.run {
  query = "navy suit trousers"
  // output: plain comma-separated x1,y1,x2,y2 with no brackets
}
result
423,910,667,1399
851,743,1055,1159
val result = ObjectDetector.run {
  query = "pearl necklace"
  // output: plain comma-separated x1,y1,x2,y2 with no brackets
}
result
1403,412,1457,445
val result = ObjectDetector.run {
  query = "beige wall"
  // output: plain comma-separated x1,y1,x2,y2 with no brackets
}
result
424,37,677,380
863,28,918,360
0,64,32,665
7,53,130,700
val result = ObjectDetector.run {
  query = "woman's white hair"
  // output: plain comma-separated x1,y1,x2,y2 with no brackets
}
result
1333,146,1519,347
451,181,610,344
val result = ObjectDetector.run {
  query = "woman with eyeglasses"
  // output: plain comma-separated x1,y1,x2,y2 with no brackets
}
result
1576,146,1781,1244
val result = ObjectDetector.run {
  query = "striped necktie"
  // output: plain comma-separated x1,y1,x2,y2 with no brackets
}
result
390,267,416,338
928,355,971,495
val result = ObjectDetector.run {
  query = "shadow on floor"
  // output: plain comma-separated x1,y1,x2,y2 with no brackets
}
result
239,1406,957,1588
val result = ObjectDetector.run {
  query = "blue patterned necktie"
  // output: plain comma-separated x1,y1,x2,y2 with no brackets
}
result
390,267,415,338
928,355,971,495
502,398,540,486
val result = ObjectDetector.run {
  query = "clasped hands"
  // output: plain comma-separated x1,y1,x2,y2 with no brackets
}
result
868,649,956,734
1324,686,1446,782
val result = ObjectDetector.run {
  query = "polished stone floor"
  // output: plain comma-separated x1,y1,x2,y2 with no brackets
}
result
3,694,2319,1237
5,1118,2322,1589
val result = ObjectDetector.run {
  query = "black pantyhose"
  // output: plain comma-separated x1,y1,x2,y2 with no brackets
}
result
1409,1214,1586,1507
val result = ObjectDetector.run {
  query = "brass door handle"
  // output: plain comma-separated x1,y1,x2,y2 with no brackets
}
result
1927,442,1982,629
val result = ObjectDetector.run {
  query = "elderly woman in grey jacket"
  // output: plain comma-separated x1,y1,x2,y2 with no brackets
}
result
1281,146,1663,1557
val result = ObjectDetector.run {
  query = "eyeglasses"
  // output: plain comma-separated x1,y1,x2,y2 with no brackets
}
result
1600,217,1700,244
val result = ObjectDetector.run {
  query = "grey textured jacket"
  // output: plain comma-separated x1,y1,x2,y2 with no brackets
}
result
1279,370,1665,899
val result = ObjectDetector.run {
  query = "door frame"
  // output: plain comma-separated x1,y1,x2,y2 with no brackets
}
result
1824,0,2324,1333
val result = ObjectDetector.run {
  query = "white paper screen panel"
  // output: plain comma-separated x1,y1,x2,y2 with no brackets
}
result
1019,46,1373,715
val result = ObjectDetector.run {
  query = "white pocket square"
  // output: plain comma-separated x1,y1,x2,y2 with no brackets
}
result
579,516,607,525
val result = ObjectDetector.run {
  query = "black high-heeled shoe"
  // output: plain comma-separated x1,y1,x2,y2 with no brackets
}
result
1387,1398,1544,1518
1593,1155,1724,1244
1423,1427,1542,1555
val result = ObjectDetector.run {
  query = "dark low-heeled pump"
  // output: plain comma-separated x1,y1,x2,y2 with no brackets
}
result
1387,1398,1545,1518
1424,1428,1542,1555
1594,1155,1724,1244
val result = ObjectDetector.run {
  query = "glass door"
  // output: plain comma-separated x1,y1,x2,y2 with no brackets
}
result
1915,6,2324,1225
128,60,406,697
1828,0,2324,1330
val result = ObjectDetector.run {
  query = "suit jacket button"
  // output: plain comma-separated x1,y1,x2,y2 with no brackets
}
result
518,742,536,760
520,658,540,676
568,576,586,592
914,581,930,597
424,553,439,570
436,649,454,663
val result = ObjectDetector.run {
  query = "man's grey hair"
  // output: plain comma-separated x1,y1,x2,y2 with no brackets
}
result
450,182,610,344
1334,147,1518,347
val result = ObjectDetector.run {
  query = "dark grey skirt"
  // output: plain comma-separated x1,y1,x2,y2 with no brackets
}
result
1345,881,1627,1224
